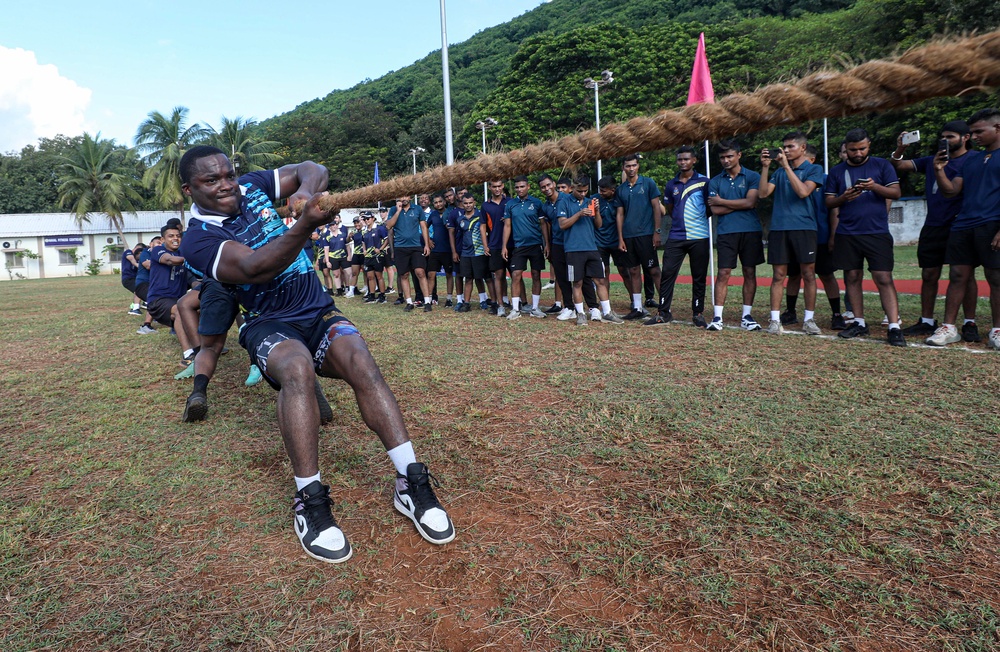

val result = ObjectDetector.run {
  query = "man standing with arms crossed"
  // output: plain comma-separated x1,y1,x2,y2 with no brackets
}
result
706,140,764,331
502,175,548,320
614,154,663,320
179,146,454,564
926,108,1000,349
385,195,432,312
759,132,826,336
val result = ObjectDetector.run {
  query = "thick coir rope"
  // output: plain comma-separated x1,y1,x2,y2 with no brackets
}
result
306,30,1000,212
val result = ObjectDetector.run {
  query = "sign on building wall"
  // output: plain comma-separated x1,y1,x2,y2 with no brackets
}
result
43,236,84,247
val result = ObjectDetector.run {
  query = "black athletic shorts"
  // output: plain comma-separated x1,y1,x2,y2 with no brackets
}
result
363,255,385,273
426,250,454,276
135,282,149,302
351,253,364,267
148,296,178,327
488,251,509,273
566,250,606,282
239,309,358,391
598,246,628,271
198,278,239,337
945,221,1000,269
834,233,895,272
509,244,545,272
917,224,951,269
716,232,765,270
122,276,137,293
460,255,489,280
394,247,426,276
814,243,838,276
621,235,658,270
767,230,817,266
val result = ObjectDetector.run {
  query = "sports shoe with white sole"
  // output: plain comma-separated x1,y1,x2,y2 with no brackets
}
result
741,315,762,331
590,308,602,322
926,324,961,347
556,307,576,321
988,328,1000,350
706,316,724,331
602,311,624,324
245,364,263,387
575,312,588,326
542,282,555,290
136,324,156,335
393,463,455,544
802,319,821,335
767,319,783,335
293,481,352,563
506,309,522,321
528,307,547,319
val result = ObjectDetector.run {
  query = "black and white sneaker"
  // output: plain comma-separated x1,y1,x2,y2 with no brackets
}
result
393,462,455,545
182,391,208,422
293,481,352,563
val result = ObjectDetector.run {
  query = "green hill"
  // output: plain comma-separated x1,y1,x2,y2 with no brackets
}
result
261,0,999,192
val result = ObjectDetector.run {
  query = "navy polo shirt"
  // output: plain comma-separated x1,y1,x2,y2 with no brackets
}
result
950,150,1000,230
481,197,508,252
824,157,899,235
592,193,619,249
557,194,598,253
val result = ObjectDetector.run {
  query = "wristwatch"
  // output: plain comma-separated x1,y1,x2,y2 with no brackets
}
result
655,228,662,234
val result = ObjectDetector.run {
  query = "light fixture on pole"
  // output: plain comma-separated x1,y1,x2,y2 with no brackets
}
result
409,147,426,202
475,117,498,199
584,70,613,179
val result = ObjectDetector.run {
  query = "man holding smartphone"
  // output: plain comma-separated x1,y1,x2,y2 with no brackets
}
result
890,121,978,339
825,127,905,346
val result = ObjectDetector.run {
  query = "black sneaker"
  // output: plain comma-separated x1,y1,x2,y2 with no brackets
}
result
363,294,375,303
424,303,432,312
643,311,672,326
544,304,563,315
393,463,455,544
444,299,453,308
838,322,870,339
459,302,471,313
403,303,414,312
692,313,708,329
293,481,352,563
394,297,405,305
962,322,982,342
887,328,907,347
315,379,333,425
623,308,646,321
901,319,937,336
830,314,848,330
644,298,658,308
182,391,208,422
376,293,386,304
780,309,798,325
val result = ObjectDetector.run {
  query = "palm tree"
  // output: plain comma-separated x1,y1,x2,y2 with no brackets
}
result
134,106,210,225
56,133,143,247
210,116,282,174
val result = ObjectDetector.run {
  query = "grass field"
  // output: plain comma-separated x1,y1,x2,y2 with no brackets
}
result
2,267,999,651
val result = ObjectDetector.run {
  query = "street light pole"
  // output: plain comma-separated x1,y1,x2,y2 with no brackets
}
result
583,70,613,179
475,117,498,199
409,147,425,202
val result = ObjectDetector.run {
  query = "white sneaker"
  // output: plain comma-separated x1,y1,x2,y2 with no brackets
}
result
506,309,522,321
926,324,961,346
497,306,506,317
802,319,821,335
989,328,1000,350
767,319,783,335
589,308,602,322
528,307,547,319
706,317,724,331
542,282,555,290
345,288,354,298
556,307,576,321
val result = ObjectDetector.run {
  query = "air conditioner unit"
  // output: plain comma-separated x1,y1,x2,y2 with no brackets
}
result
2,242,10,249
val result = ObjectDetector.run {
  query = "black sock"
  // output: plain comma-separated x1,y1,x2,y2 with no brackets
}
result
786,295,798,312
194,374,209,394
829,297,841,314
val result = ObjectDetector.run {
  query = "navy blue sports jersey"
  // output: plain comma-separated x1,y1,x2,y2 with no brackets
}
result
481,197,508,252
426,209,452,253
147,245,187,302
180,169,333,324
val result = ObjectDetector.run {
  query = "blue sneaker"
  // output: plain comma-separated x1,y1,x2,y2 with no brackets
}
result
479,300,489,311
245,364,263,387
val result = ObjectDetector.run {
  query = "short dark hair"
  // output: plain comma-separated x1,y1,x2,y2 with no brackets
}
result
557,176,572,187
622,154,639,165
676,145,696,157
513,175,529,184
160,225,180,237
716,139,741,154
805,144,818,157
179,145,226,184
573,174,590,187
844,128,870,144
967,108,1000,126
537,174,554,185
782,131,808,146
597,176,616,190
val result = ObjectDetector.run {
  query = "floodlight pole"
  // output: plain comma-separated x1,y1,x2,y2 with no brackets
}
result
584,71,613,179
410,147,425,202
476,118,497,199
440,0,454,165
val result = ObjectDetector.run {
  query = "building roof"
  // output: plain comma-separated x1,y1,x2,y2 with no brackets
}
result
0,212,180,237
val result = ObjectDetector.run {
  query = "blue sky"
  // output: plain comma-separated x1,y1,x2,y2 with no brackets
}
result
0,0,548,153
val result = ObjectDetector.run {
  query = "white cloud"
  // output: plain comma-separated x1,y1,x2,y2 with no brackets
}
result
0,46,91,153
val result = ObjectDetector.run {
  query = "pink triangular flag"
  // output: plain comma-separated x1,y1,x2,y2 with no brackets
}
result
687,33,715,106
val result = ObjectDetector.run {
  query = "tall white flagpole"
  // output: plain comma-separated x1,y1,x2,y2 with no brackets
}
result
705,139,715,309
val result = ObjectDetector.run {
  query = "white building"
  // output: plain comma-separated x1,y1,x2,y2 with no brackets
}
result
1,211,179,281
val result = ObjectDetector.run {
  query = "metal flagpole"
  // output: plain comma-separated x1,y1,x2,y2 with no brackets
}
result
823,118,830,173
440,0,454,165
705,139,715,308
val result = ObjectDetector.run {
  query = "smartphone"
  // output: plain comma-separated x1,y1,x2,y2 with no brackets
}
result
938,138,950,159
854,178,872,189
901,130,921,145
767,148,782,159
